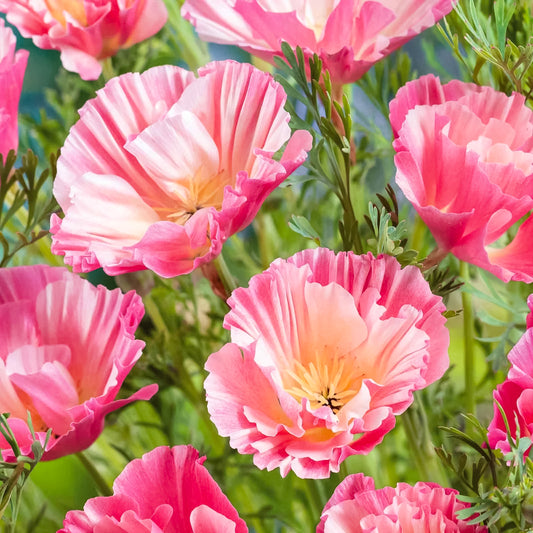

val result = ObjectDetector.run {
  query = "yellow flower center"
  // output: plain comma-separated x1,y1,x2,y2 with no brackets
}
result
155,167,230,225
285,357,365,413
45,0,87,27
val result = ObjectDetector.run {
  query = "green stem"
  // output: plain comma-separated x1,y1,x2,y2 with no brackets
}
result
213,253,237,297
254,211,272,270
100,57,116,82
460,262,476,417
402,401,448,486
411,214,426,255
163,0,210,71
143,293,170,337
76,452,113,497
339,460,349,480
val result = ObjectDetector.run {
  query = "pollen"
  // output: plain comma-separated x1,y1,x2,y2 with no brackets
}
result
285,356,365,414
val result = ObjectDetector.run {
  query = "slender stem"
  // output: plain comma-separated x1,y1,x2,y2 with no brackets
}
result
460,261,476,417
254,212,272,270
163,0,210,72
339,460,349,480
402,401,449,486
143,293,170,337
411,214,426,255
213,254,238,297
100,57,116,82
76,452,113,497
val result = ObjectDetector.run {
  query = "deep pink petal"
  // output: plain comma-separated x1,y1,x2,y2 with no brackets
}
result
61,446,248,532
0,19,27,156
0,0,167,79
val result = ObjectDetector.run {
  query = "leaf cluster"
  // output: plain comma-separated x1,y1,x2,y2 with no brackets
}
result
364,184,419,266
440,0,533,103
274,43,363,254
0,150,59,267
438,412,533,531
0,413,50,528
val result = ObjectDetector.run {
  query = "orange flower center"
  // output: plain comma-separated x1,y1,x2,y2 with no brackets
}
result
45,0,87,27
285,357,365,413
156,168,231,225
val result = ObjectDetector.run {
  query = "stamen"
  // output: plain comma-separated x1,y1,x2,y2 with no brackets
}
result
284,356,365,414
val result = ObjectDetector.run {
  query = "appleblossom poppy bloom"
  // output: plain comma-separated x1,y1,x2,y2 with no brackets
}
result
0,0,167,80
50,61,312,278
181,0,455,86
205,248,449,479
0,264,157,461
390,74,533,283
0,18,28,157
488,303,533,454
60,445,248,533
317,473,486,532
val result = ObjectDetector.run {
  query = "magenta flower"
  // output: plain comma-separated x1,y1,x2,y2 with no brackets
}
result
60,445,248,532
390,74,533,282
182,0,455,86
50,61,311,277
205,248,449,478
488,299,533,454
0,265,157,461
0,0,167,80
0,18,28,157
317,473,486,532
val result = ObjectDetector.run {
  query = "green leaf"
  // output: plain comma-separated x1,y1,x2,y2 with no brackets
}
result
288,215,321,246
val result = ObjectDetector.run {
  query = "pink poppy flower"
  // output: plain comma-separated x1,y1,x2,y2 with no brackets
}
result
317,473,486,532
390,74,533,283
60,445,249,533
0,264,157,461
488,316,533,454
181,0,455,86
0,0,167,80
50,61,311,278
0,18,28,157
205,248,449,478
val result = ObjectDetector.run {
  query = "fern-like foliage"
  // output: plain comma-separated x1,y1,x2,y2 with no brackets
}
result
0,150,59,267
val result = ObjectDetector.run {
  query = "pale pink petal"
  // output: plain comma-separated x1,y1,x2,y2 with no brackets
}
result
190,505,238,533
207,249,448,478
182,0,455,85
319,474,486,533
0,265,154,461
51,173,161,273
52,62,310,277
391,75,533,282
